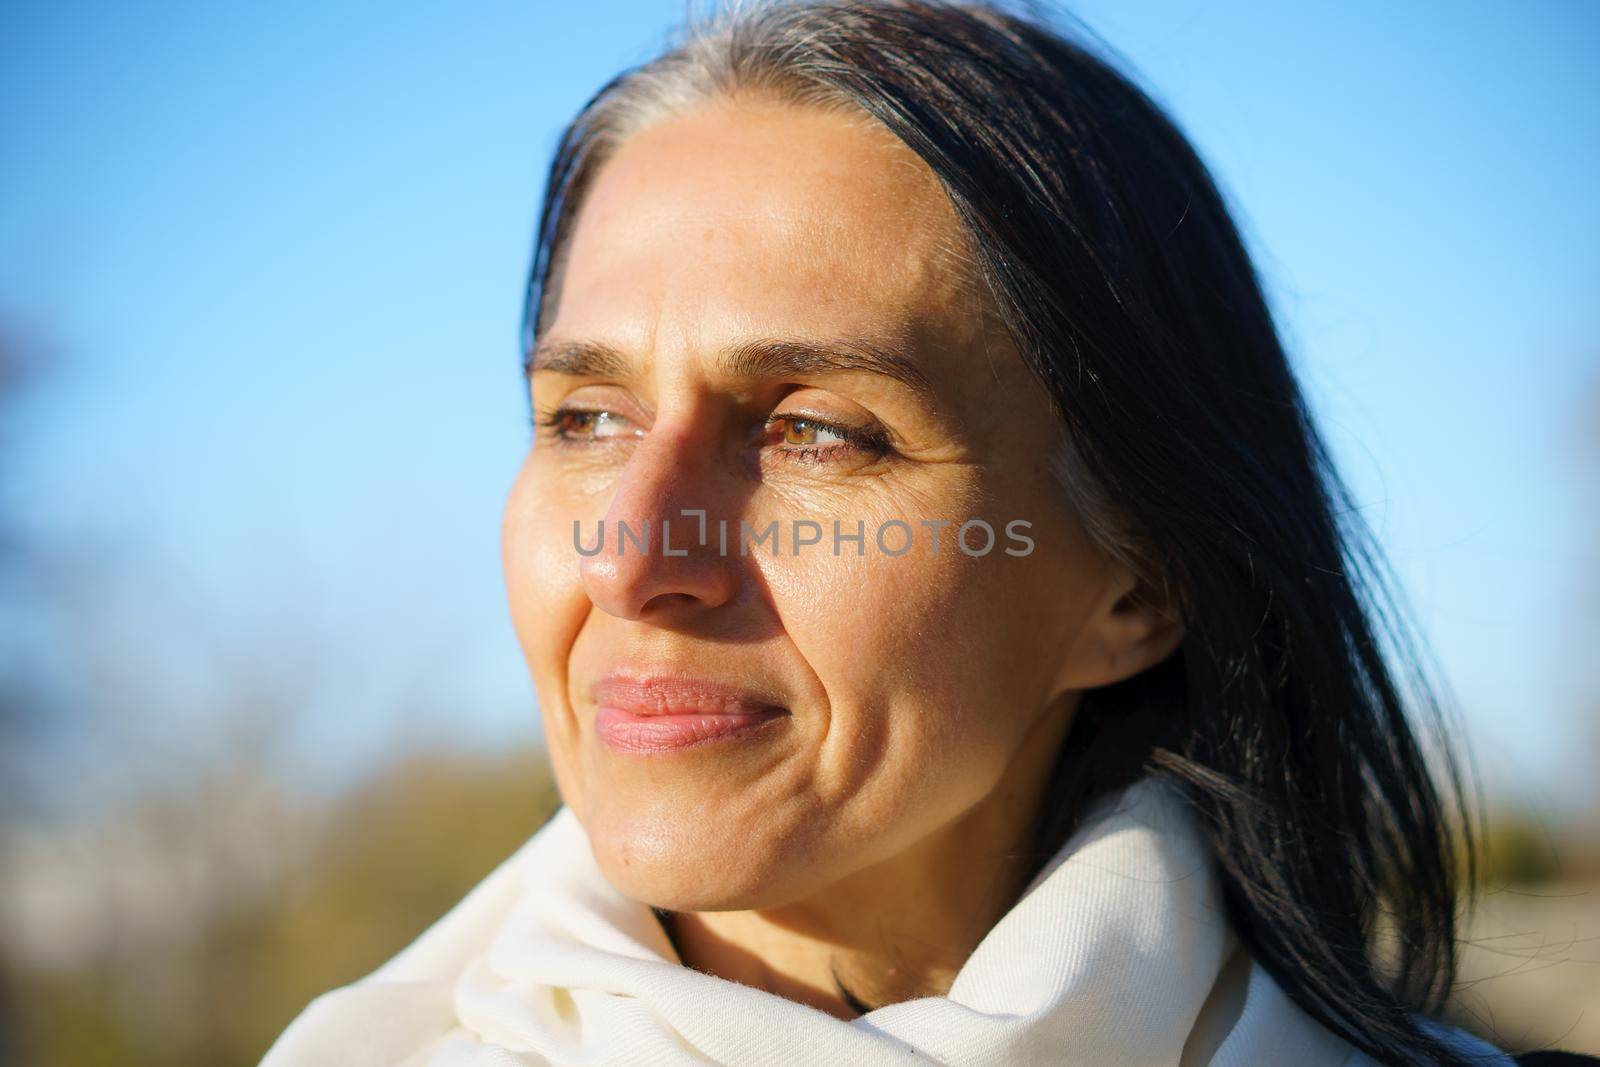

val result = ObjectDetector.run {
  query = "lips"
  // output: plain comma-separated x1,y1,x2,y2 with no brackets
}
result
590,674,789,754
592,675,786,717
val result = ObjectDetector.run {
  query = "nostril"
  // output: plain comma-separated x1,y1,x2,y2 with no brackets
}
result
639,592,703,617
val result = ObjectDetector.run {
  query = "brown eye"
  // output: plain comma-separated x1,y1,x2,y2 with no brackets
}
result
762,414,892,467
558,411,599,436
542,408,640,441
780,418,845,447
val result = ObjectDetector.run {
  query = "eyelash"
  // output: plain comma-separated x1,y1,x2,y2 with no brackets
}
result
531,407,891,465
762,414,890,465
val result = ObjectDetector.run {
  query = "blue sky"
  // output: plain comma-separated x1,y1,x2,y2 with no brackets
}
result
2,2,1596,812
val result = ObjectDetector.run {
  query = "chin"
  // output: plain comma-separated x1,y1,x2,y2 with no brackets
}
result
587,818,796,911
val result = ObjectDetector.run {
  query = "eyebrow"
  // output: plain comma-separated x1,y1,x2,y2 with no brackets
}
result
526,335,935,400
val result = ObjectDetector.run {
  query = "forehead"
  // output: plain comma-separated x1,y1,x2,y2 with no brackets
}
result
550,97,988,354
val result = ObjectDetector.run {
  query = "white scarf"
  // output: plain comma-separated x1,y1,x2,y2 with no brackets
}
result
262,777,1509,1066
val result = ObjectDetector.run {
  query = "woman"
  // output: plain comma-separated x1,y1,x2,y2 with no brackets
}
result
265,2,1556,1064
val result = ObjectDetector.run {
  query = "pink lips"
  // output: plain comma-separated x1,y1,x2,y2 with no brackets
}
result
591,675,789,754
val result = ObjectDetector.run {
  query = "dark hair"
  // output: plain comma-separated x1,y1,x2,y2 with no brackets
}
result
520,2,1481,1063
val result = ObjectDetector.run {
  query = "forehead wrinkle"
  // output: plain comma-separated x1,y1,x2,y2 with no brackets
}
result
545,98,1008,404
583,99,963,272
719,335,936,401
526,331,937,403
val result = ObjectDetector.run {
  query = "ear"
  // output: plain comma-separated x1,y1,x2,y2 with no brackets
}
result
1054,564,1184,691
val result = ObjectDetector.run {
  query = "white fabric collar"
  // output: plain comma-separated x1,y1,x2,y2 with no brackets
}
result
263,777,1508,1066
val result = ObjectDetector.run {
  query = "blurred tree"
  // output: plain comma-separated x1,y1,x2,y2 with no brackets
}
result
0,315,46,812
0,313,49,1067
0,309,561,1067
11,743,559,1067
1474,812,1565,887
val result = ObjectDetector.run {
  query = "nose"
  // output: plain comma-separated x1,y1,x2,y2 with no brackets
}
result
578,420,741,621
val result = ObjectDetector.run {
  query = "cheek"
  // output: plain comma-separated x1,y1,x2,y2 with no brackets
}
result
502,456,593,739
767,539,1050,804
766,497,1093,810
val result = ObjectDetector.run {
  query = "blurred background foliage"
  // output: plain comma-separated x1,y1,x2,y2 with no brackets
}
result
5,747,561,1067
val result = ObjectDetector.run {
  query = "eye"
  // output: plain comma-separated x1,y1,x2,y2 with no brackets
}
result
779,418,850,447
763,414,890,465
536,407,642,442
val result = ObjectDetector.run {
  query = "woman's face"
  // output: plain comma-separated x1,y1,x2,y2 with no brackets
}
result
503,98,1132,909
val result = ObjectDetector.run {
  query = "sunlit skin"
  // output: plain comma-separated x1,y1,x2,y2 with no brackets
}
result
501,95,1184,1020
